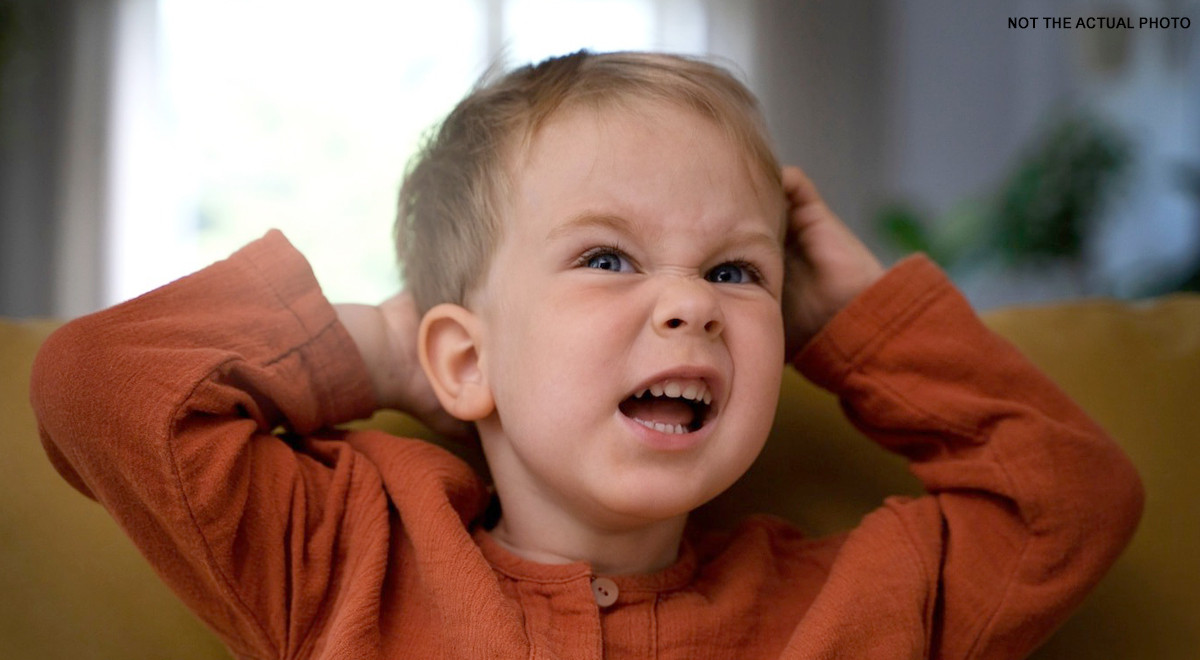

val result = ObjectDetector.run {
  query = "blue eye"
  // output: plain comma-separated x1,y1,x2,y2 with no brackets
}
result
582,249,633,272
706,262,756,284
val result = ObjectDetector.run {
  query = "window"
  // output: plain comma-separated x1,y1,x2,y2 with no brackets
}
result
107,0,710,305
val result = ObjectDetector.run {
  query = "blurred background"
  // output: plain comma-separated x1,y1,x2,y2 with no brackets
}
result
1,0,1198,318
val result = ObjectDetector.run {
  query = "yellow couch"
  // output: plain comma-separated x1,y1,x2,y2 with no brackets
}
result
3,295,1197,659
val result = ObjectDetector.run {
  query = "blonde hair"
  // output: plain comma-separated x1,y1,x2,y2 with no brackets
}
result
395,50,782,313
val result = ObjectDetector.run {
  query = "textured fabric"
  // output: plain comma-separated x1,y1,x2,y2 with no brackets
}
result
30,231,1142,659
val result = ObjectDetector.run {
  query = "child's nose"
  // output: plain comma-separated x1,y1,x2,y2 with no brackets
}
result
652,277,725,338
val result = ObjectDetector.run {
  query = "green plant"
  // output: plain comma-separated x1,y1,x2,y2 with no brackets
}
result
877,114,1130,275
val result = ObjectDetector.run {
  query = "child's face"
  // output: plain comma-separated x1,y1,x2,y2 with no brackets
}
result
473,100,786,531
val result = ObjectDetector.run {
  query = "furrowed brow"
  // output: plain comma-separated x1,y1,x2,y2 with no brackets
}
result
723,228,784,259
547,212,637,241
548,211,782,258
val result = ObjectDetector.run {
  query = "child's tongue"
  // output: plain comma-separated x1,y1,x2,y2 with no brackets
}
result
619,396,694,427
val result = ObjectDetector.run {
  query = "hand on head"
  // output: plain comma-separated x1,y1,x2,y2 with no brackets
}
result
780,166,885,357
337,293,477,442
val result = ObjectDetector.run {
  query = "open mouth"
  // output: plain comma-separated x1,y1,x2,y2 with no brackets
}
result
618,378,714,435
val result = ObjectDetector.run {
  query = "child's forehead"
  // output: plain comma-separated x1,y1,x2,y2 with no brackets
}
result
500,99,785,236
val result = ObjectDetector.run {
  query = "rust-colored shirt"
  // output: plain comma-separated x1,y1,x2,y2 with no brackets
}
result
31,232,1142,659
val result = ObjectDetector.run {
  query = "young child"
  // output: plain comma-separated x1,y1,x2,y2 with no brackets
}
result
32,51,1142,659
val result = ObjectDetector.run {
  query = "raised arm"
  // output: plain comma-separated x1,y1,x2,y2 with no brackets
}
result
31,231,387,657
780,168,1143,658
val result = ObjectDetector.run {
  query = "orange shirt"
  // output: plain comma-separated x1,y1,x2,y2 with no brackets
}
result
31,231,1142,659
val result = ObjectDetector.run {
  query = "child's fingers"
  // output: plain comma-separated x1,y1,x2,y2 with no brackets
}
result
782,165,822,208
782,166,836,238
779,164,885,347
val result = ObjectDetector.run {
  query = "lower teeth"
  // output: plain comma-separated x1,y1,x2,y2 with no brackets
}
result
633,418,687,435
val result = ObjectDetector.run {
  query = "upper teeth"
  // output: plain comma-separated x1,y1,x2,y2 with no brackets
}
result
636,379,713,406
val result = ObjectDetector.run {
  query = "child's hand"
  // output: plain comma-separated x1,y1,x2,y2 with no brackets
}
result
336,294,476,442
781,166,885,357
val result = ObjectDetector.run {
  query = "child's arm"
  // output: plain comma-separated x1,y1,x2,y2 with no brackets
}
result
780,168,1143,657
30,231,399,657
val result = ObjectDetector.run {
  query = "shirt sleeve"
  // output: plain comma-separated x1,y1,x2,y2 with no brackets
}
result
793,255,1144,659
30,230,385,658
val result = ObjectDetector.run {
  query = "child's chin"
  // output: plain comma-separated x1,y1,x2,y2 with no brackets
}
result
595,481,721,525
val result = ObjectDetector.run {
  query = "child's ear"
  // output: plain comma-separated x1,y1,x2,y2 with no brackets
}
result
418,303,493,422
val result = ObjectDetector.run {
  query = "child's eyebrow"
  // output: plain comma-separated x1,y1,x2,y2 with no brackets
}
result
724,228,785,258
548,212,784,258
547,212,636,241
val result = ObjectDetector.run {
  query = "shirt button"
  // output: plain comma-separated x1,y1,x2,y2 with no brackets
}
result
591,577,619,607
